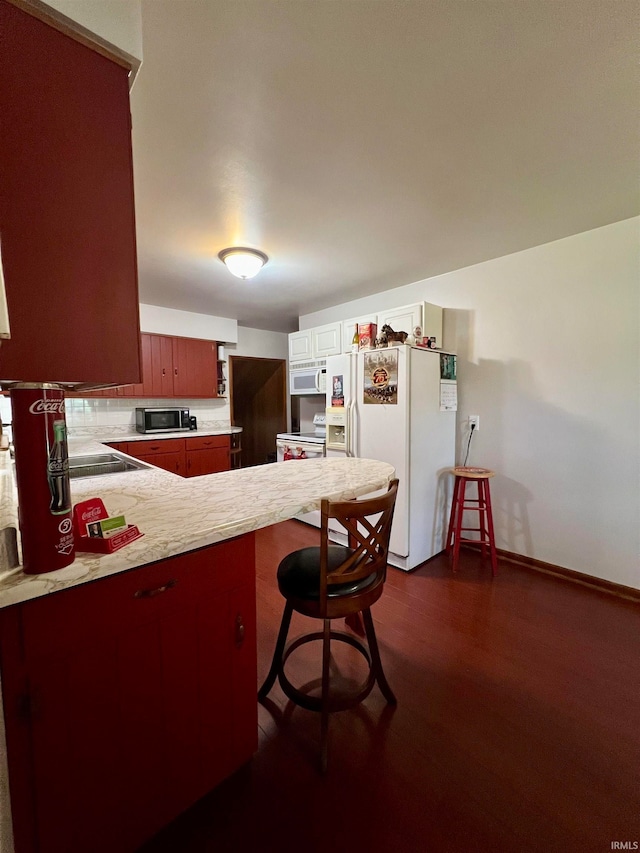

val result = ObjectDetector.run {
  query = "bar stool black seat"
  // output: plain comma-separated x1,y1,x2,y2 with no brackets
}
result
259,478,399,771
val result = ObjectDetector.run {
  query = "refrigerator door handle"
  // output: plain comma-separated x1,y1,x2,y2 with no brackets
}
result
345,400,353,457
353,401,359,458
348,399,359,458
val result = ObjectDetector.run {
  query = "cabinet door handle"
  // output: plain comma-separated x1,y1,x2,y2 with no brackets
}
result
174,368,178,375
162,368,165,376
134,578,178,599
235,613,245,647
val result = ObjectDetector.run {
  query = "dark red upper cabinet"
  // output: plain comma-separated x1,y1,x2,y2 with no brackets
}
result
0,0,141,386
172,336,217,398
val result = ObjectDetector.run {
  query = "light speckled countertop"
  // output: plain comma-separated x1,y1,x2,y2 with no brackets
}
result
0,434,394,609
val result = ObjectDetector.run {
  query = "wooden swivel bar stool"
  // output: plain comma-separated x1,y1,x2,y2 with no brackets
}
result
446,466,498,576
259,478,399,771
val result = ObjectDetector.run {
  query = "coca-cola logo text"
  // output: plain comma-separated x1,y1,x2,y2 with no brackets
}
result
28,399,65,415
81,507,102,522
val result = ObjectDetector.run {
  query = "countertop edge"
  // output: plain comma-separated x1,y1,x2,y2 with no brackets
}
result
0,450,395,609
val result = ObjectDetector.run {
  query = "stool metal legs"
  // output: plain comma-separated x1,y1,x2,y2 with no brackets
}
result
258,601,293,700
362,609,397,705
259,603,396,772
320,618,331,772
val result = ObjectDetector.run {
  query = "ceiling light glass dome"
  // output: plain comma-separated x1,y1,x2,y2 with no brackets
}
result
218,247,269,279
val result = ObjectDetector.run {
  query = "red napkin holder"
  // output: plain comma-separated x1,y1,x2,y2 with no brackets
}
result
73,498,144,554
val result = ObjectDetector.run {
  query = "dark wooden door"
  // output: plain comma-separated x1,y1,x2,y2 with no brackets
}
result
0,1,141,385
230,357,287,467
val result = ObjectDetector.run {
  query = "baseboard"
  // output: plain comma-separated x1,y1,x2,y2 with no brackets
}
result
489,547,640,603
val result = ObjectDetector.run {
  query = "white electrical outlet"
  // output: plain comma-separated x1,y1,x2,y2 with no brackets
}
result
469,415,480,431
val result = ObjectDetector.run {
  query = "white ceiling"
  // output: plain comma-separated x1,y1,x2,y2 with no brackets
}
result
130,0,639,334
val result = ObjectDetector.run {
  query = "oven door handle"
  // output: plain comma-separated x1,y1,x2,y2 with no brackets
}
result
276,439,324,458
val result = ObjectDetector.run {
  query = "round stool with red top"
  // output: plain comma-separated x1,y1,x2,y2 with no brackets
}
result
446,466,498,576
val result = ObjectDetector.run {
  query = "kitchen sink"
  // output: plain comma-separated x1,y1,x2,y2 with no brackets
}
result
68,452,150,479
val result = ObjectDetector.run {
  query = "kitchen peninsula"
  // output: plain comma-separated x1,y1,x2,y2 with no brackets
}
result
0,442,394,853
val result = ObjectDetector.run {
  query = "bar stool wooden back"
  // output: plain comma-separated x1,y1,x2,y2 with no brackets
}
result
446,466,498,576
259,478,399,771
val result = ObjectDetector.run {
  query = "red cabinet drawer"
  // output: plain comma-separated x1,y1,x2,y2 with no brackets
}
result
19,537,255,664
185,434,229,451
129,438,185,456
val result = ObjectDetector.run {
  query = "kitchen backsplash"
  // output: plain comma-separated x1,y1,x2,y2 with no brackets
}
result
0,395,231,438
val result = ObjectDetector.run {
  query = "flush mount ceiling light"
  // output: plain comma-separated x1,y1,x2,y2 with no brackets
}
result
218,247,269,280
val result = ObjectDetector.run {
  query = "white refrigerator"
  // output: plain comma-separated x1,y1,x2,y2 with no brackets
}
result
325,346,457,571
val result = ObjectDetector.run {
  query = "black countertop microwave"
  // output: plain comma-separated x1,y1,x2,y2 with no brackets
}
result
135,407,191,434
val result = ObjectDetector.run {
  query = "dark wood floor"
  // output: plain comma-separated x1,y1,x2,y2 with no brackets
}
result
140,521,640,853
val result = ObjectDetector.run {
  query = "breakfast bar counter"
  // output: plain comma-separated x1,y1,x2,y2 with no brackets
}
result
0,436,394,607
0,442,394,853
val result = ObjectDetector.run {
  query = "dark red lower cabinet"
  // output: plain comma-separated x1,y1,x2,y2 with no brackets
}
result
0,534,257,853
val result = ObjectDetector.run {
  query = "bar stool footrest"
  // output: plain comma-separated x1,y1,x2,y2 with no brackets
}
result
279,630,375,713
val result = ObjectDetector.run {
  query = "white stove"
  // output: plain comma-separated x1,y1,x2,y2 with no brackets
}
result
276,430,325,445
276,413,326,462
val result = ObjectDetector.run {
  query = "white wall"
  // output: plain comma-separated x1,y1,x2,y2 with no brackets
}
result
139,304,238,343
138,306,289,360
44,0,143,61
229,326,288,360
301,218,640,590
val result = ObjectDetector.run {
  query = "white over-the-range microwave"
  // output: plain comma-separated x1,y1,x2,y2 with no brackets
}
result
289,360,327,396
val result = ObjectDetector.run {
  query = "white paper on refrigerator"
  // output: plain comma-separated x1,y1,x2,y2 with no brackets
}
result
440,380,458,411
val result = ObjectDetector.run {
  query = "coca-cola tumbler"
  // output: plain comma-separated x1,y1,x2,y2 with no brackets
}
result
10,383,75,573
